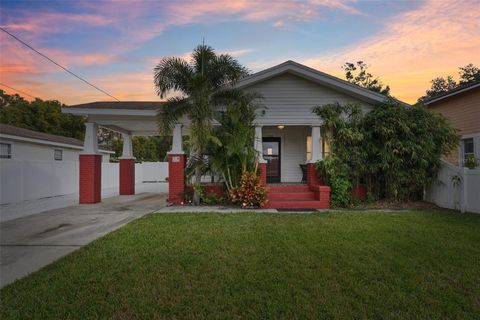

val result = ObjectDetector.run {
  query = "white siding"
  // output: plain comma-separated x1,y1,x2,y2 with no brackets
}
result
0,139,112,162
263,126,309,183
244,73,374,126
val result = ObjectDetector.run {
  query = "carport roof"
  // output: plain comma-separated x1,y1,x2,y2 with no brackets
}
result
65,101,166,110
62,101,167,136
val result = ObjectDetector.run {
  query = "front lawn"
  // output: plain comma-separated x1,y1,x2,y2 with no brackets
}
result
1,211,479,319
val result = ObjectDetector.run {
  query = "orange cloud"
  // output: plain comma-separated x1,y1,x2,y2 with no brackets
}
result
301,0,480,103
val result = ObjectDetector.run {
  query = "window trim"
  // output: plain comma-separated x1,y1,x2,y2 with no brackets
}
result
0,142,13,159
54,148,63,161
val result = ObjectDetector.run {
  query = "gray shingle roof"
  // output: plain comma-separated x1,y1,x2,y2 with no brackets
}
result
0,123,83,147
65,101,165,110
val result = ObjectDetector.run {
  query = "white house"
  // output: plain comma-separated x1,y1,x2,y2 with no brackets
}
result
62,61,401,209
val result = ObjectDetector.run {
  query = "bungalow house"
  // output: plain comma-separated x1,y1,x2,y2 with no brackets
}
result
63,61,399,209
424,81,480,167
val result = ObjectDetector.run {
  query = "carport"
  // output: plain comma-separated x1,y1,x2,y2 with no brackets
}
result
62,102,187,205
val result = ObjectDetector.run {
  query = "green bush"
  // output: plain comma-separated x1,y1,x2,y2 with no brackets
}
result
313,99,459,202
315,157,352,207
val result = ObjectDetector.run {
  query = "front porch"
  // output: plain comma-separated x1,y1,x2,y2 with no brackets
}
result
255,125,331,209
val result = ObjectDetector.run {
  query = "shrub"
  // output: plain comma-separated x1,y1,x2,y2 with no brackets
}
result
229,172,267,208
313,100,459,202
315,157,352,207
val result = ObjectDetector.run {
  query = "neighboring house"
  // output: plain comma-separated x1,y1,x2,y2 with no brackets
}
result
0,123,113,162
63,60,407,208
0,123,168,221
424,81,480,167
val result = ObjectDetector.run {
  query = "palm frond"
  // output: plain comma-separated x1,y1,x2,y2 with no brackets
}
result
157,96,191,135
210,54,250,87
154,57,193,98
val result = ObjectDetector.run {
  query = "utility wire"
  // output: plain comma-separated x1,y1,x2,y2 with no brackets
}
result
0,27,120,102
0,82,38,99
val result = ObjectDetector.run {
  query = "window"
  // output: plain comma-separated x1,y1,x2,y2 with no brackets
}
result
0,143,12,159
463,138,474,164
54,149,63,161
306,136,312,161
307,135,332,160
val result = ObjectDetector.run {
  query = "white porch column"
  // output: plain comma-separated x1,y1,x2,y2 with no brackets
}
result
82,122,99,154
169,124,184,154
309,126,322,163
120,133,134,159
254,125,266,163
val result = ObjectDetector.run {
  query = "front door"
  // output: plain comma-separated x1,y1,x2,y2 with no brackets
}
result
262,138,281,183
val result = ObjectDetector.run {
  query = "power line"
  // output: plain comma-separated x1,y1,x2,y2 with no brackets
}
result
0,83,38,99
0,27,120,102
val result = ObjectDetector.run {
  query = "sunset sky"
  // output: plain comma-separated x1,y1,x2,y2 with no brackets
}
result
1,0,479,104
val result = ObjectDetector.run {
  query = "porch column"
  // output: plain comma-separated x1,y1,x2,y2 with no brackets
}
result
307,126,322,186
119,133,135,195
168,124,185,204
79,122,102,204
254,126,267,185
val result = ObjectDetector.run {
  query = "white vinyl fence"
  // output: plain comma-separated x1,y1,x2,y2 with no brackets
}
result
425,160,480,213
0,160,168,221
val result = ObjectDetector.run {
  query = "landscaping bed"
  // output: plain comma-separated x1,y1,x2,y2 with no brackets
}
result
1,210,479,319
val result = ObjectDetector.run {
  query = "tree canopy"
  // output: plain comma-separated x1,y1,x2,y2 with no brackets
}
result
420,63,480,101
0,90,85,140
342,61,390,96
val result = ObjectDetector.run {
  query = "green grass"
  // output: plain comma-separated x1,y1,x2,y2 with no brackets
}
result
1,211,480,319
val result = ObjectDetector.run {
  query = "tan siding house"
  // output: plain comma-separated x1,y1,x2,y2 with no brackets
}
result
425,82,480,166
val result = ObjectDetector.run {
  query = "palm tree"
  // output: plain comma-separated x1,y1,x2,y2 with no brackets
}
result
154,44,249,204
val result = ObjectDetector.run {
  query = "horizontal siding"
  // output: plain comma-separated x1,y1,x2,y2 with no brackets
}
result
245,73,373,125
428,88,480,135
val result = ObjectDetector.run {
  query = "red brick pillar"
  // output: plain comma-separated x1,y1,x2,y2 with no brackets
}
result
306,163,320,187
119,159,135,195
258,162,267,185
79,154,102,204
168,154,185,204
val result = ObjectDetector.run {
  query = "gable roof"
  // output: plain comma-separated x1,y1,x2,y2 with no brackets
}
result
64,101,165,110
423,81,480,105
236,60,408,106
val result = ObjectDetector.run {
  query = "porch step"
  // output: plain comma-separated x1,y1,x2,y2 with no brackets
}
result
267,185,311,193
268,192,316,201
264,200,329,209
266,184,329,209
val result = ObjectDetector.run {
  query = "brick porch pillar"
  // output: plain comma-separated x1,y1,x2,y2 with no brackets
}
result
119,133,135,195
79,122,102,204
258,162,267,185
168,124,185,204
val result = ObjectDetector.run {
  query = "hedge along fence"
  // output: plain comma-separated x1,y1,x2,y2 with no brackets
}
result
313,99,459,204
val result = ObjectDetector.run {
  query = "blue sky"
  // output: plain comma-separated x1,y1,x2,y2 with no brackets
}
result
1,0,479,103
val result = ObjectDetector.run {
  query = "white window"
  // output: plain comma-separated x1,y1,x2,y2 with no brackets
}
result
306,136,312,161
462,138,474,164
0,143,12,159
54,149,63,161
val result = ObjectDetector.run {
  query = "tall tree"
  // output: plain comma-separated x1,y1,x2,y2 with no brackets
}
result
0,90,85,140
153,44,249,204
425,76,457,99
420,63,480,101
459,63,480,85
342,61,390,95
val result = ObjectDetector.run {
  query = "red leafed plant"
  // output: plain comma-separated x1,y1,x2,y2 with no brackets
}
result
229,172,268,208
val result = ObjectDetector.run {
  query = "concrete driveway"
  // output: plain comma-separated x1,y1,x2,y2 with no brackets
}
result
0,193,166,288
